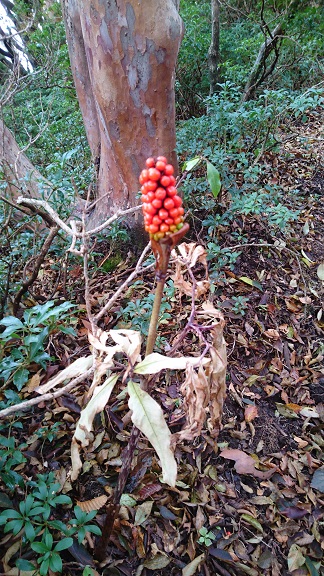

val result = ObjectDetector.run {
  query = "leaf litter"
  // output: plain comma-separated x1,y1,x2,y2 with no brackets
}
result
0,111,323,575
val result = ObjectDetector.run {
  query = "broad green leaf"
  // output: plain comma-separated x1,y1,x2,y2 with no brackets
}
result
13,368,30,391
206,160,221,198
54,537,73,551
134,352,208,375
71,373,119,481
128,380,177,487
182,156,201,172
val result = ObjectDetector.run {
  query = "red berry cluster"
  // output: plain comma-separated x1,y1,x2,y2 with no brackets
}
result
139,156,185,240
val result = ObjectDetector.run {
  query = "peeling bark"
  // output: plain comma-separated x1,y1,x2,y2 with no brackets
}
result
62,0,184,228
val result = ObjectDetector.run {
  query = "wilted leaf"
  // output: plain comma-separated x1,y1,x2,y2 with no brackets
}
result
128,380,177,487
206,160,221,198
220,449,276,479
71,374,119,481
134,353,208,374
287,544,305,572
310,467,324,493
108,329,141,365
182,553,205,576
244,405,258,422
36,356,93,394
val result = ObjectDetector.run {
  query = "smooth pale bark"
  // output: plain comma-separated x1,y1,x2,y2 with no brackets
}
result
62,0,184,227
0,118,50,199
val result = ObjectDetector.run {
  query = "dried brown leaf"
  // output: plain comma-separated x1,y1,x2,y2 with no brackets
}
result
244,405,259,422
220,449,276,479
76,495,108,512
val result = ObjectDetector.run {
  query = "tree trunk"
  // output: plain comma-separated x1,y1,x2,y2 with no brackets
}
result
208,0,220,96
0,118,50,200
61,0,184,228
242,23,283,102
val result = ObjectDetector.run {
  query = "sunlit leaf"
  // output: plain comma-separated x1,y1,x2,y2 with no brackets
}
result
128,380,177,487
206,160,221,198
134,352,208,374
182,156,201,172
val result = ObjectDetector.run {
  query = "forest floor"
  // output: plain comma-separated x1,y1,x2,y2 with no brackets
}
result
0,111,323,576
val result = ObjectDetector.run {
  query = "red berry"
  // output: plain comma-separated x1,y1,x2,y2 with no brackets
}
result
157,156,168,163
155,187,167,200
164,197,175,211
146,157,155,168
145,203,157,215
164,164,174,176
140,169,149,183
141,194,149,203
156,160,166,172
169,175,176,186
148,168,161,181
148,224,159,234
160,175,171,187
166,185,177,197
174,216,182,225
165,218,174,226
146,180,158,191
169,207,179,219
152,215,162,226
173,195,182,207
160,223,170,233
152,198,162,209
146,191,155,202
158,208,169,220
178,206,185,216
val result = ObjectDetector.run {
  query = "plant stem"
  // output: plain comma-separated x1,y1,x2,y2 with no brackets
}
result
145,278,166,356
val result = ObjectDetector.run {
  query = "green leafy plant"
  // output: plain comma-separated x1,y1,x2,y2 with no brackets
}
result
198,526,216,547
0,471,102,574
231,295,250,317
0,300,77,390
0,434,26,489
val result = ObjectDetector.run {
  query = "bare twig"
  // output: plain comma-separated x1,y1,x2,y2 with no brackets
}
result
93,242,151,323
12,225,59,314
0,368,94,420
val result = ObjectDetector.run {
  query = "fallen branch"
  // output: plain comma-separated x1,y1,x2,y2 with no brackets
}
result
0,367,94,419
